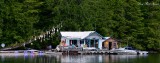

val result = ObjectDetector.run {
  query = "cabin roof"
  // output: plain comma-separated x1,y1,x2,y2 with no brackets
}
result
60,31,103,39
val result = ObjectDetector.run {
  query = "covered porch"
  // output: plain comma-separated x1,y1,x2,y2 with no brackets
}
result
66,39,99,48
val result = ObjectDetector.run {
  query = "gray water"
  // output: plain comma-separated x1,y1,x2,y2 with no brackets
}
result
0,54,160,63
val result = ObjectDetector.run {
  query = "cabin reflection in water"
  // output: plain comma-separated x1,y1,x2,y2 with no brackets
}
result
58,55,144,63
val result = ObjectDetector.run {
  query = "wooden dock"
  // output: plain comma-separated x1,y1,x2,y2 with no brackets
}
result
78,51,107,55
0,49,148,55
58,50,118,55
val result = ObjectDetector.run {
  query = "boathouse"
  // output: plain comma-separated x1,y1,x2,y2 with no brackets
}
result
101,37,118,50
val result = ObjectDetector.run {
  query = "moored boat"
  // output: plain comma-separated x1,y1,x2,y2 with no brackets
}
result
111,47,137,55
111,47,148,55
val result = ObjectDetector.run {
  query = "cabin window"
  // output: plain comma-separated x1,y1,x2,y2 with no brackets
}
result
85,40,89,47
91,40,94,47
80,40,84,44
90,40,98,47
70,40,78,47
114,43,116,48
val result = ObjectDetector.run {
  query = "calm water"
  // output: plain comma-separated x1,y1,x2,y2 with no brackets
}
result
0,54,160,63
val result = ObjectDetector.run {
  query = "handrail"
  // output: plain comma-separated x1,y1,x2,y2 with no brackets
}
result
0,27,57,51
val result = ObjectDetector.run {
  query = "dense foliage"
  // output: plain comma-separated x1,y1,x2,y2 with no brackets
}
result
0,0,159,51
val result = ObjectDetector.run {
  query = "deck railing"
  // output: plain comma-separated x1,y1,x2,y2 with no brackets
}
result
59,46,83,51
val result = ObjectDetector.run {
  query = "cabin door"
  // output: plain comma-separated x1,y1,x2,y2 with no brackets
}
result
102,41,108,49
109,42,112,50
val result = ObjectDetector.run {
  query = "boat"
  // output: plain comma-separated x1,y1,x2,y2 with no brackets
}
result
113,48,137,55
137,51,148,55
111,46,148,55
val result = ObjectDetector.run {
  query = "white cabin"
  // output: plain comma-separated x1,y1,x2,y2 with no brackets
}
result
60,31,104,49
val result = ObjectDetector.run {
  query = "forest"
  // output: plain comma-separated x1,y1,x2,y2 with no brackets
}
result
0,0,160,51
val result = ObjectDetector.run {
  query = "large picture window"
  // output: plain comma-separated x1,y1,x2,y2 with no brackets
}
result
70,40,78,47
90,39,98,47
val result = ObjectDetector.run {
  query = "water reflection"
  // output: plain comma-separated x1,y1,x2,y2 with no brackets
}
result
0,54,159,63
56,55,148,63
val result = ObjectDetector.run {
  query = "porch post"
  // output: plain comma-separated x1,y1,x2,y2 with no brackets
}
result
94,39,95,47
66,39,70,46
77,39,80,47
84,39,86,45
89,39,91,47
